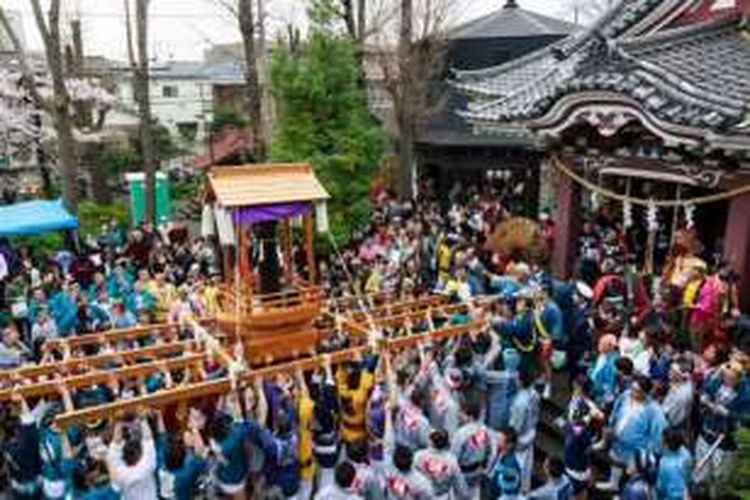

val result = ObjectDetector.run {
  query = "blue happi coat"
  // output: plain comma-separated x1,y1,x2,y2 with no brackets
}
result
590,351,619,405
609,391,667,463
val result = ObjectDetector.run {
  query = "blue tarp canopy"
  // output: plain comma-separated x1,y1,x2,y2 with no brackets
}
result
0,199,78,236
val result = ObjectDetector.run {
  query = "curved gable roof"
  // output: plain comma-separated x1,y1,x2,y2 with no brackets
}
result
449,1,576,40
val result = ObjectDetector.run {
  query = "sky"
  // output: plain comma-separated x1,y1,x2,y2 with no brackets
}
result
4,0,579,62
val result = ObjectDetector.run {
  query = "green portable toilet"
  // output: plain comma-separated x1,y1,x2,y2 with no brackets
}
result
125,172,171,225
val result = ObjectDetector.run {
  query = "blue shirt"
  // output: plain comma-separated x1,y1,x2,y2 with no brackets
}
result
245,419,300,496
4,419,42,484
609,392,667,463
214,423,248,486
620,477,653,500
41,458,75,500
489,452,522,498
656,447,692,500
157,455,207,500
78,484,120,500
485,369,518,430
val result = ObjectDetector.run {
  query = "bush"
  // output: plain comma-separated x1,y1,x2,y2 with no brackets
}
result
77,201,130,235
211,107,249,132
172,178,201,204
11,233,65,261
718,427,750,497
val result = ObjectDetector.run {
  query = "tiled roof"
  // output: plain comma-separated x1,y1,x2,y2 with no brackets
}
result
454,1,750,146
208,164,330,207
149,60,244,82
449,2,576,40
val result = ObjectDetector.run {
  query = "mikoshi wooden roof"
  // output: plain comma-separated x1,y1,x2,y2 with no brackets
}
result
208,163,330,207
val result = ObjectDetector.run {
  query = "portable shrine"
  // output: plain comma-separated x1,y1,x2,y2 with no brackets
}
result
204,163,330,363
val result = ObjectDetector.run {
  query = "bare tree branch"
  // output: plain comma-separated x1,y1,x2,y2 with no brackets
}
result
29,0,51,45
371,0,452,198
211,0,239,18
0,7,48,111
30,0,79,208
124,0,137,69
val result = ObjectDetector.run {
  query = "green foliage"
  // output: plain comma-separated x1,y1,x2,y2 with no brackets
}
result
11,233,64,261
149,121,184,162
211,107,249,133
101,144,140,176
77,201,130,235
720,427,750,497
99,120,182,179
172,178,201,203
307,0,341,29
269,28,385,245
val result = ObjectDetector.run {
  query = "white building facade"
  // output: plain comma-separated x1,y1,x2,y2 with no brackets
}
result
117,61,245,154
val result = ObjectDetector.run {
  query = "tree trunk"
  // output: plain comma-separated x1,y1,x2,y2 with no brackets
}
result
396,0,415,200
47,11,78,209
69,19,93,129
257,0,272,145
87,143,112,203
135,0,157,225
239,0,265,160
54,108,79,207
357,0,366,42
342,0,357,40
28,0,79,210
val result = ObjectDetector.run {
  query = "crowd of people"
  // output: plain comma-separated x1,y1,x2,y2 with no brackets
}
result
0,177,749,500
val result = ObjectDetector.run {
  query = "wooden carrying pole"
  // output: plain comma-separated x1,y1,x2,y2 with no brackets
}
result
41,318,216,353
0,339,209,382
53,321,485,428
0,353,207,401
342,295,449,321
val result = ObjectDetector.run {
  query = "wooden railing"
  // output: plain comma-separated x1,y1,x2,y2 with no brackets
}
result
219,284,322,315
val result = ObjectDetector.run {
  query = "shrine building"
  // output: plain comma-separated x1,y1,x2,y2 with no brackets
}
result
417,0,575,214
454,0,750,308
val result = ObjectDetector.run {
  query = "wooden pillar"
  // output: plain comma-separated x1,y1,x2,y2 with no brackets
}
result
238,225,253,293
280,218,293,282
724,192,750,311
303,213,316,283
551,162,581,278
524,153,541,218
222,245,232,284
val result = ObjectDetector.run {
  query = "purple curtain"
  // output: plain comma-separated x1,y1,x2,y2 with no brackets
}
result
234,202,311,224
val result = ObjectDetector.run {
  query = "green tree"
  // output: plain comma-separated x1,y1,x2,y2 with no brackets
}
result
269,23,385,244
211,107,249,133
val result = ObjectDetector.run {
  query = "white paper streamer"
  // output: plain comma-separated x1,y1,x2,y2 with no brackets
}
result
647,200,659,232
214,204,237,246
590,192,600,212
201,204,216,238
315,200,329,234
684,203,695,229
623,201,633,229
